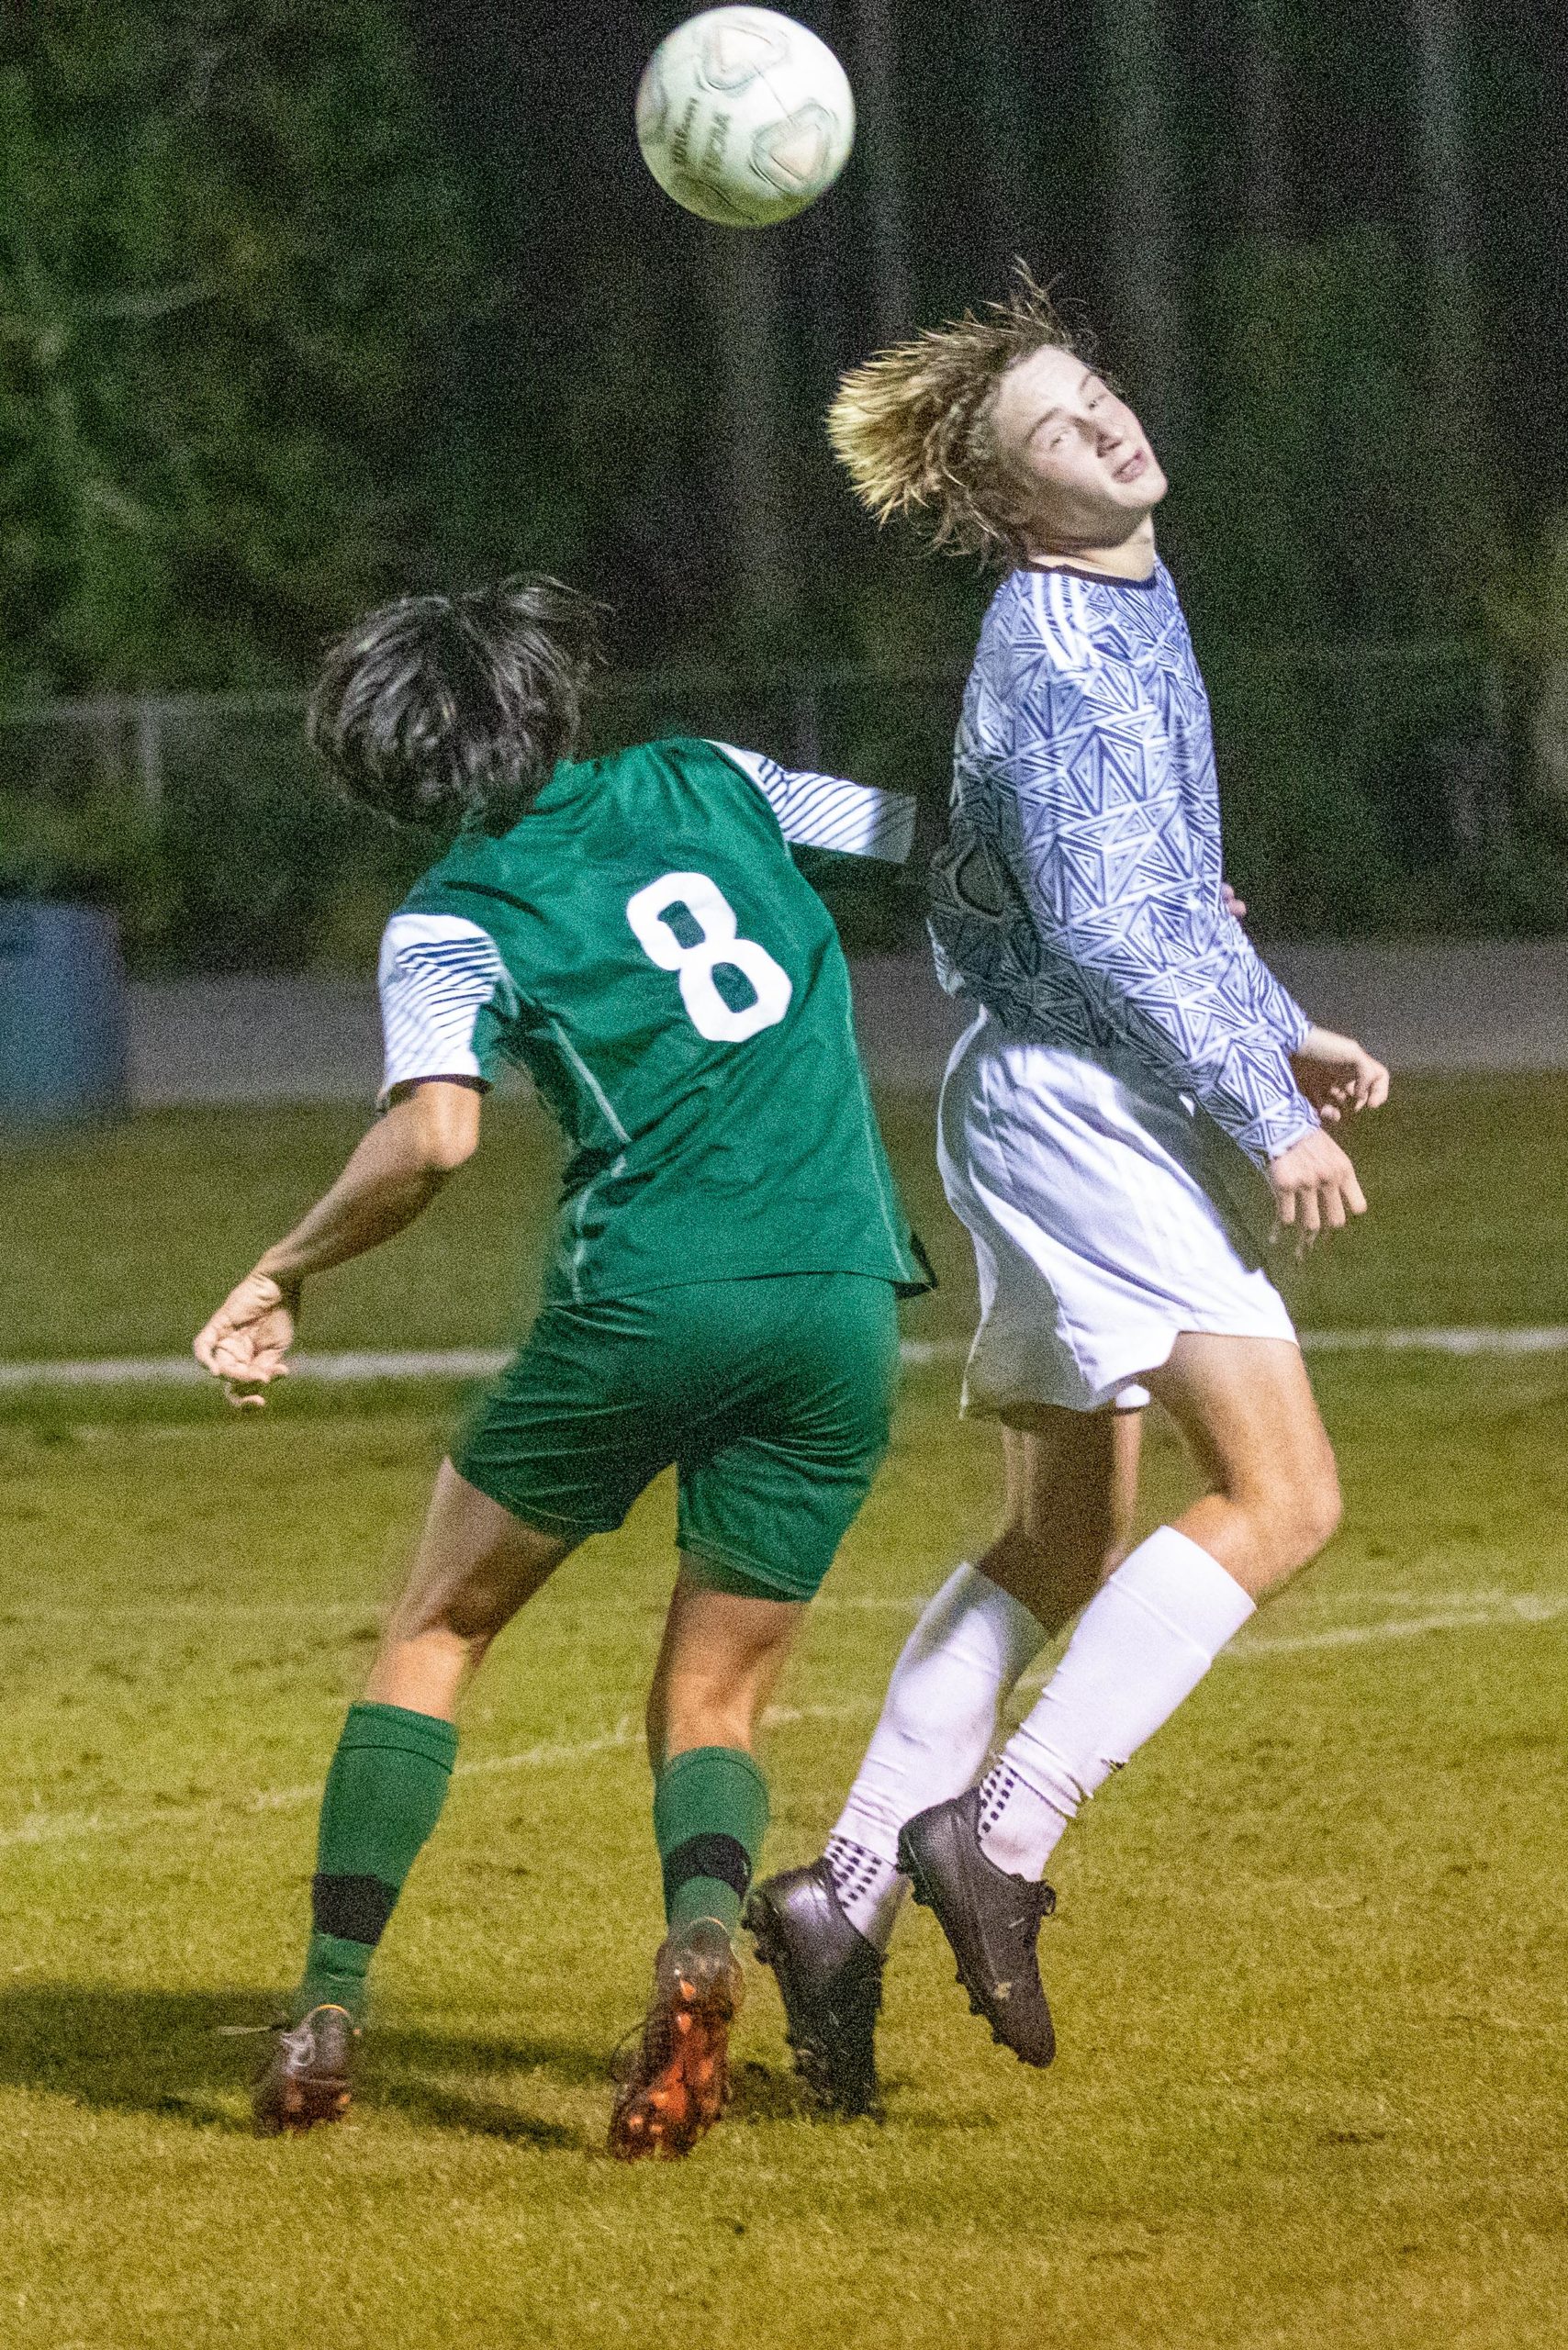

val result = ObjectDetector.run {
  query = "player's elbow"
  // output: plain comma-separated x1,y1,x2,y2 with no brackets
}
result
425,1128,479,1176
401,1081,484,1173
424,1113,481,1174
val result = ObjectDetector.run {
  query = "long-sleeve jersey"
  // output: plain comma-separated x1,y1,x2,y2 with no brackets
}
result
928,561,1319,1168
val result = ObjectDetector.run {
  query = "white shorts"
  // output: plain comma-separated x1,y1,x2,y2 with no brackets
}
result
938,1010,1297,1416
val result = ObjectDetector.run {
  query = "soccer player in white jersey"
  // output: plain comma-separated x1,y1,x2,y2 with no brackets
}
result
745,274,1390,2112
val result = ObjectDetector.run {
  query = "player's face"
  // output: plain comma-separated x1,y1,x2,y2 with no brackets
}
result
991,343,1168,554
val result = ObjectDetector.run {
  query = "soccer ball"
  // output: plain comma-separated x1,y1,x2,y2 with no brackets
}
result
635,8,856,229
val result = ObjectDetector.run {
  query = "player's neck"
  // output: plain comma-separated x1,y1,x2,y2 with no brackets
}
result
1029,515,1159,584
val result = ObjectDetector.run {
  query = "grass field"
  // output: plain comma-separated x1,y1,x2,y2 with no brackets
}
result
2,1084,1567,2348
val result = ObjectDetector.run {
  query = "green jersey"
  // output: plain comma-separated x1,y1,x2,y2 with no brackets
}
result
377,735,928,1304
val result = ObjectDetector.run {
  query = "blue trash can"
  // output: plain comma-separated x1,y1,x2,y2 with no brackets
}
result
0,900,129,1125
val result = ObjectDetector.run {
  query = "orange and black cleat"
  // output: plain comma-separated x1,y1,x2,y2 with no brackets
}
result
252,2003,361,2136
608,1920,744,2161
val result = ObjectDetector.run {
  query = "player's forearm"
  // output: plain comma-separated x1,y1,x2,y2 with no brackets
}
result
253,1099,474,1288
1118,989,1318,1164
1042,917,1319,1161
254,1163,447,1289
1229,923,1313,1049
1025,854,1317,1158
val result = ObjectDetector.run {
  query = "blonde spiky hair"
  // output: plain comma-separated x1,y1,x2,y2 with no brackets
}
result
827,266,1087,568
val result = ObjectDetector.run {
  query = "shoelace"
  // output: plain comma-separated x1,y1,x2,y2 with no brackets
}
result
998,1879,1057,1937
608,2006,674,2088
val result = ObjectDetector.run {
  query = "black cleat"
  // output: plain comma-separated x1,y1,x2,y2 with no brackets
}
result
608,1919,744,2161
898,1788,1057,2067
745,1861,884,2119
252,2003,360,2136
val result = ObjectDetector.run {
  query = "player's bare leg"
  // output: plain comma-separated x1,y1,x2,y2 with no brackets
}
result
829,1403,1144,1936
748,1404,1140,2114
1142,1334,1341,1598
980,1401,1143,1616
365,1460,571,1714
902,1336,1340,2065
610,1572,803,2161
253,1465,570,2136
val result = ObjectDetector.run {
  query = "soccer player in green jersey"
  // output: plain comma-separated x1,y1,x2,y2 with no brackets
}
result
193,579,928,2160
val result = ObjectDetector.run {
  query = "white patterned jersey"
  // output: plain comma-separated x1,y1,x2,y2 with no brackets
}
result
928,562,1317,1168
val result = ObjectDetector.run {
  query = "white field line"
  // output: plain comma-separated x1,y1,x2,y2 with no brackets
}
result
0,1593,928,1624
3,1594,1564,1856
1303,1326,1568,1358
1002,1589,1568,1697
0,1583,1547,1628
6,1326,1568,1392
1238,1590,1568,1652
0,1697,868,1854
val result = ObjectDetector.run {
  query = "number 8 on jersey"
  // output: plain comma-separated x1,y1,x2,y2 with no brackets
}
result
626,871,794,1044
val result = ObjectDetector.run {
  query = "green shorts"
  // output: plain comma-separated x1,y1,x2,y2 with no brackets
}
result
452,1273,901,1604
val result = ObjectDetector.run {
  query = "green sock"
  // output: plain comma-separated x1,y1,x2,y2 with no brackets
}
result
653,1744,769,1940
294,1701,458,2021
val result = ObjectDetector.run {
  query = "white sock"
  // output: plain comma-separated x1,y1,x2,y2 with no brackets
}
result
977,1527,1256,1881
827,1564,1045,1948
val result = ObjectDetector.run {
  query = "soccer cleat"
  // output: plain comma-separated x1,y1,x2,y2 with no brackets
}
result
607,1919,744,2161
252,2003,361,2136
897,1787,1058,2068
745,1860,884,2118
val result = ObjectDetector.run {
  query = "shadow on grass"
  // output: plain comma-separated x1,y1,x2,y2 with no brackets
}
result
0,1984,602,2147
728,2058,833,2127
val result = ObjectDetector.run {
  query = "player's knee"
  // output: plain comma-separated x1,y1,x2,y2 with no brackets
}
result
1297,1460,1343,1559
438,1594,507,1647
1262,1453,1341,1578
400,1573,512,1651
659,1687,754,1757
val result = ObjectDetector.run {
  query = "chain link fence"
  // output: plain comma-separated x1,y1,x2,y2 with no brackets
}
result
0,643,1550,974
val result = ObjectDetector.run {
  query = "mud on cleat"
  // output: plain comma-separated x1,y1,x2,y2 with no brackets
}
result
745,1860,884,2120
252,2003,361,2136
608,1919,744,2161
897,1787,1057,2068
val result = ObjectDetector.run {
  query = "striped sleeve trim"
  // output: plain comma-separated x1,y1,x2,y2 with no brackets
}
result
712,743,916,864
376,912,516,1108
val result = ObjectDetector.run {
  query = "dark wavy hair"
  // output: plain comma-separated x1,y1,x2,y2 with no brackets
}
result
307,577,606,836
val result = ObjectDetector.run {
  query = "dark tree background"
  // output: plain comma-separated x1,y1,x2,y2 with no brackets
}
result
4,0,1568,946
7,0,1567,679
398,0,1568,652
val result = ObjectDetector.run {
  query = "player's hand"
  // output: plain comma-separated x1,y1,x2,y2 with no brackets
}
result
1290,1027,1390,1125
1221,879,1247,923
1268,1129,1368,1258
193,1270,299,1410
